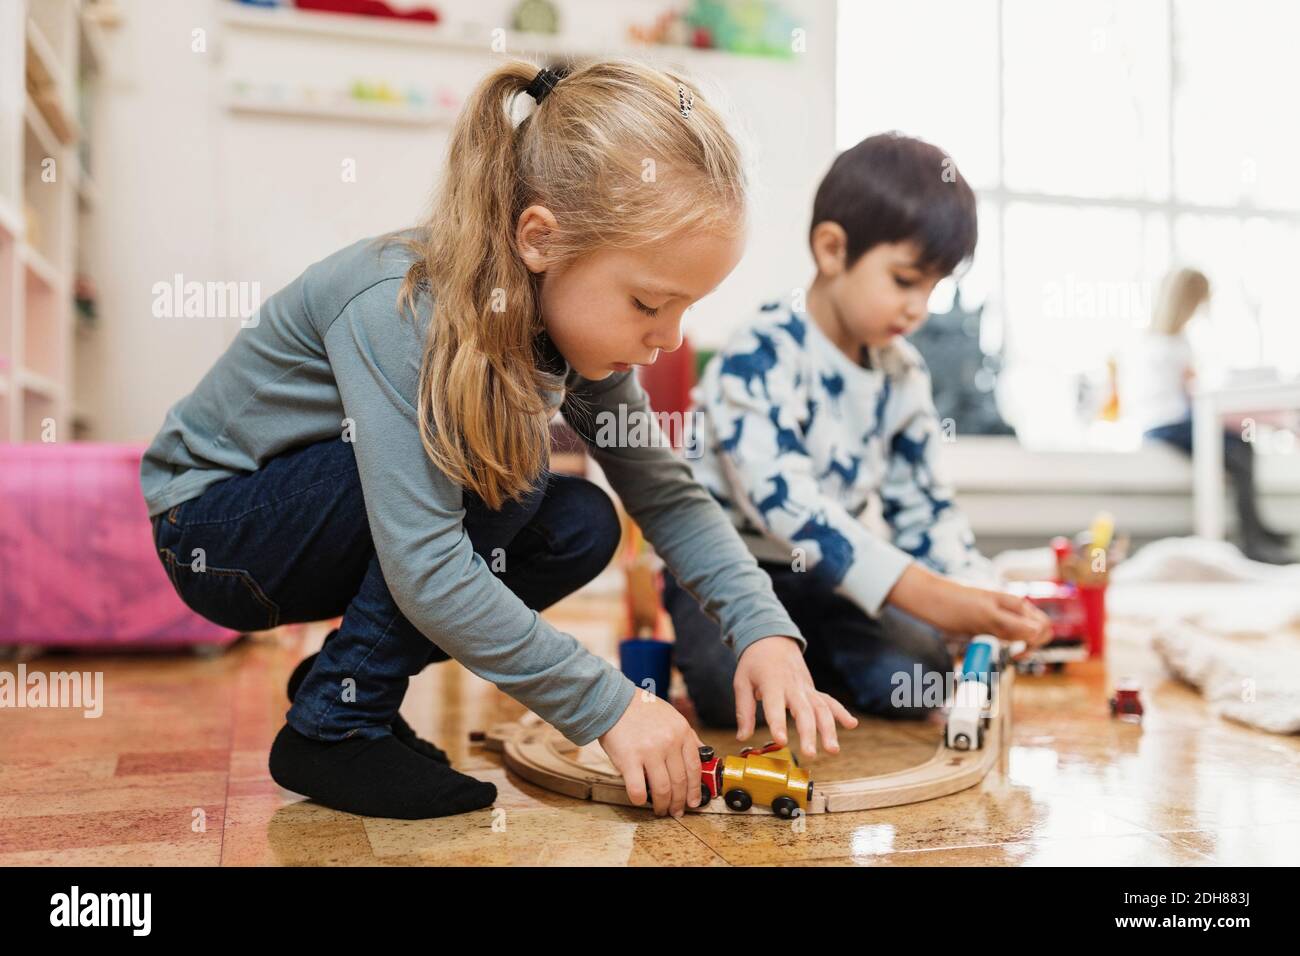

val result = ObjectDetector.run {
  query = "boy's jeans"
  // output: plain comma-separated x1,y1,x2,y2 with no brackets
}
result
151,436,622,741
662,562,952,727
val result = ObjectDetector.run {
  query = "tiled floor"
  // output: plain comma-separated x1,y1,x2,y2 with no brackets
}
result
2,583,1298,866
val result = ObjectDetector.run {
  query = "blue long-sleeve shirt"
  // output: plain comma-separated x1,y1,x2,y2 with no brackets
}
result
140,231,804,745
685,298,995,618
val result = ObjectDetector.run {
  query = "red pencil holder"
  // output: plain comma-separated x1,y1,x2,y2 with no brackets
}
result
1078,584,1107,658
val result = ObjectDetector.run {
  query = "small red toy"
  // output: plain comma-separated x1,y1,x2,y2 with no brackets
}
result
1109,679,1144,722
295,0,440,22
1009,579,1089,672
699,745,723,805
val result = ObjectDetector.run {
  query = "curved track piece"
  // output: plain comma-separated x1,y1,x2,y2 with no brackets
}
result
486,668,1012,815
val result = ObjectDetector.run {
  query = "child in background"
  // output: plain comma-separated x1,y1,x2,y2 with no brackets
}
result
141,60,856,821
1127,268,1293,564
665,132,1051,730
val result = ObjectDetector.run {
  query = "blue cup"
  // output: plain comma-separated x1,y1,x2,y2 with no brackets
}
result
619,638,673,700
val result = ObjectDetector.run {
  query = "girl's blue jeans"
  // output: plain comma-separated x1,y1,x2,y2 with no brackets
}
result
662,562,952,726
1144,416,1262,531
151,436,622,741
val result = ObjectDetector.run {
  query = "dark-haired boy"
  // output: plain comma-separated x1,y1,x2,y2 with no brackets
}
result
665,132,1051,730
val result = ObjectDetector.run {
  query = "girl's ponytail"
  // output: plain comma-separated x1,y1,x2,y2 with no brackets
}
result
404,62,556,511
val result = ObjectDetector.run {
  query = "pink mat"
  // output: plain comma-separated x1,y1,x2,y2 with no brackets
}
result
0,442,241,650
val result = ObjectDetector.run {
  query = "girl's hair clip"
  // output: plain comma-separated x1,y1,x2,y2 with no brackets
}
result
678,83,695,119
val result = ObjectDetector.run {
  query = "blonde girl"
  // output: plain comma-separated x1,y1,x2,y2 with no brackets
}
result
1131,267,1292,562
142,59,855,821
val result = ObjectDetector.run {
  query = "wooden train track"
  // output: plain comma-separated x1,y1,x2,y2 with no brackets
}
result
484,667,1013,815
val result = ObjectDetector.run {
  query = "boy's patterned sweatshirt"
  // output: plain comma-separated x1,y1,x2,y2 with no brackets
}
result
685,298,997,618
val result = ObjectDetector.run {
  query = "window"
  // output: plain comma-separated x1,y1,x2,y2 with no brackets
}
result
838,0,1300,449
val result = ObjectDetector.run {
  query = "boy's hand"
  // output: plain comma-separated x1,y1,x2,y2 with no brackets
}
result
946,586,1053,651
973,589,1054,653
889,564,1053,650
599,691,703,818
894,564,1055,655
733,636,858,761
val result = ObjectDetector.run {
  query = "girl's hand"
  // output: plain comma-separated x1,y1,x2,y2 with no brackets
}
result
733,636,858,761
599,691,703,818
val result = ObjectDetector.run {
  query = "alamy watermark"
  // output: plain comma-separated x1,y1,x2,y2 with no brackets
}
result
1042,275,1153,322
152,273,262,327
592,404,707,459
0,664,104,718
50,886,150,935
889,665,1004,714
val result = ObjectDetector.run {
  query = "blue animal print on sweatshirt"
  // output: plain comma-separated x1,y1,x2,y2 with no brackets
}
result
689,297,994,618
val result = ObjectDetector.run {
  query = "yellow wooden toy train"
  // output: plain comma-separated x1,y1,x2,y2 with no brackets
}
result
700,741,813,818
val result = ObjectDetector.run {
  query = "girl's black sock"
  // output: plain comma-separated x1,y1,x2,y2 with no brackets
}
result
286,646,450,764
268,723,496,820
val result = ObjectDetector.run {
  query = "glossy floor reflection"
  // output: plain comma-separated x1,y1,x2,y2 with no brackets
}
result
2,581,1297,865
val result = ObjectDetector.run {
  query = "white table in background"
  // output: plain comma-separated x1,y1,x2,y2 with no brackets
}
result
1192,380,1300,539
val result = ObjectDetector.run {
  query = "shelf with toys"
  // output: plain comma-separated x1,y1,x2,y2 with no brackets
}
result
1,0,112,441
218,0,804,65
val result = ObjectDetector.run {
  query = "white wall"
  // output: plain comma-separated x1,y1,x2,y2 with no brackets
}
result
84,0,837,441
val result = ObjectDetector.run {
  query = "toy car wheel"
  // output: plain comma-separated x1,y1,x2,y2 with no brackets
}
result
771,796,798,819
698,745,715,762
724,788,752,812
700,783,712,807
951,733,970,751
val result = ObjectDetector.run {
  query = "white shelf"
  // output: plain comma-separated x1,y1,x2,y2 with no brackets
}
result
223,90,452,127
25,16,69,93
25,17,78,144
23,95,63,158
18,368,63,400
4,0,102,441
20,243,62,291
0,196,23,239
216,2,790,68
220,3,459,47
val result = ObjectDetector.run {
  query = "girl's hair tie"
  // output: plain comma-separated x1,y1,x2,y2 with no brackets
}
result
524,67,565,105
